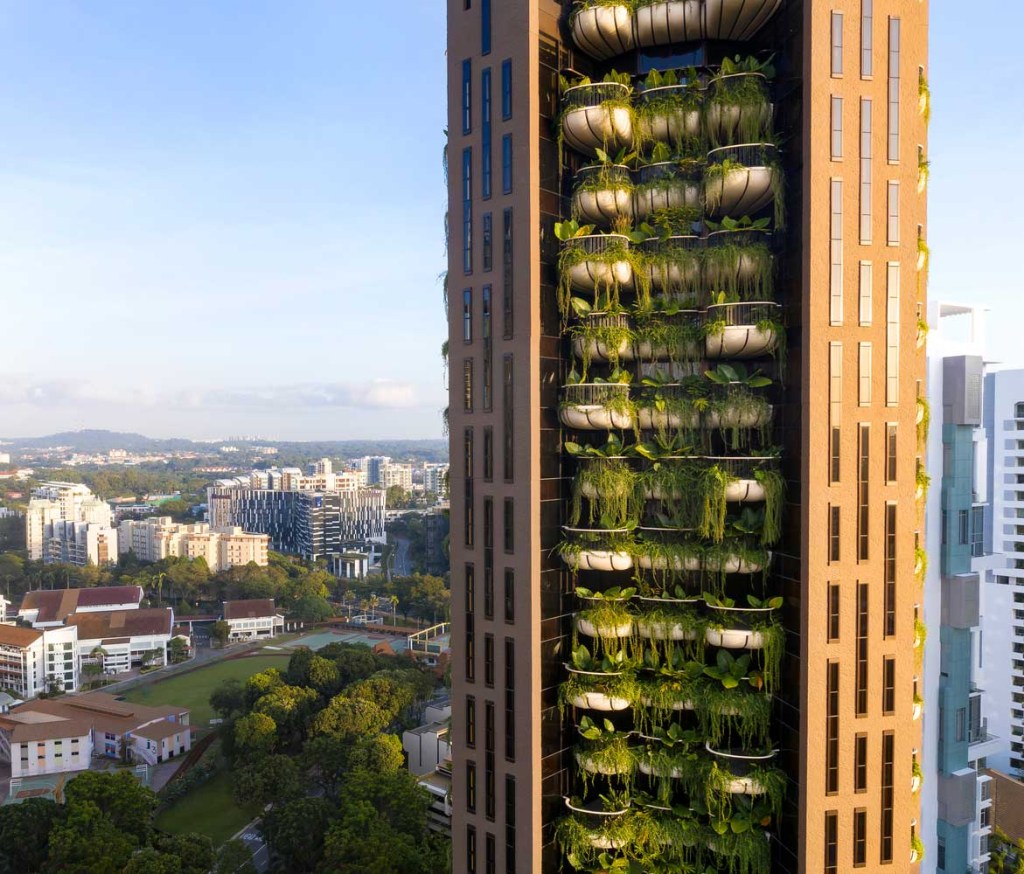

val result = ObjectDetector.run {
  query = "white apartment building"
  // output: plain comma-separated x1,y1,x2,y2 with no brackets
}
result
380,463,414,491
423,464,450,498
26,482,117,566
222,599,284,641
0,624,79,698
118,517,269,571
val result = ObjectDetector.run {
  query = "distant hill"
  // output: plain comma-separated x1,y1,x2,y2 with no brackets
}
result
4,430,196,452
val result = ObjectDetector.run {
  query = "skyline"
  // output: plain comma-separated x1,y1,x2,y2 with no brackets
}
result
0,1,1019,439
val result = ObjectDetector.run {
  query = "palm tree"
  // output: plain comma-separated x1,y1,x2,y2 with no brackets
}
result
368,594,380,620
343,590,355,616
388,595,399,626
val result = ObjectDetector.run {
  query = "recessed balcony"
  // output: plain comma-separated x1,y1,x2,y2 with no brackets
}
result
561,667,635,712
704,227,774,300
705,143,781,223
636,84,702,153
572,163,635,226
633,0,782,46
633,160,703,221
569,3,636,61
561,82,634,157
705,743,780,796
560,233,635,299
571,311,636,368
637,235,702,299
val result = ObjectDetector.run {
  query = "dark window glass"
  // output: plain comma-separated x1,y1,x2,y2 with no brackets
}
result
882,656,895,714
854,733,867,792
886,423,897,482
853,809,867,866
482,70,492,199
828,583,840,642
485,832,495,873
503,498,514,552
462,60,472,134
831,426,842,483
858,425,870,560
825,811,838,873
502,209,513,338
484,633,494,687
856,583,869,715
482,285,491,336
503,570,515,623
481,0,491,55
483,427,493,481
462,148,473,273
884,504,897,636
880,732,894,862
503,355,514,480
505,775,516,869
465,612,475,681
829,505,841,562
467,826,476,874
466,761,476,812
483,216,493,270
463,359,473,412
826,661,840,794
464,429,474,547
466,695,476,747
463,289,472,342
501,59,512,119
504,638,515,760
465,563,475,611
483,567,493,620
501,134,512,194
959,509,969,545
483,497,493,550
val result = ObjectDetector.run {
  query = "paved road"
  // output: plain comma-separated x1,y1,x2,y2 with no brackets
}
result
232,820,269,873
391,536,411,577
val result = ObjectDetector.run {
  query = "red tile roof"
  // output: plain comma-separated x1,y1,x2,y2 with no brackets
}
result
223,599,279,620
67,608,173,641
19,587,142,623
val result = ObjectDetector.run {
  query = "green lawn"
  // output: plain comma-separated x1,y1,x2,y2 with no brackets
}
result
123,654,290,726
155,770,258,845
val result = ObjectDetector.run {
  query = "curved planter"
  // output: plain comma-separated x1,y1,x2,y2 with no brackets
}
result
576,615,635,639
635,619,700,641
706,161,779,219
705,627,767,649
572,164,634,226
562,549,634,573
705,743,777,795
913,700,923,721
638,236,702,296
564,234,634,295
570,5,635,61
576,750,632,777
634,1,702,47
705,87,773,148
571,313,635,364
562,84,634,157
636,403,773,432
636,86,701,147
703,0,783,41
637,758,687,779
704,302,781,359
569,689,633,712
704,229,774,290
638,694,696,711
560,404,635,431
911,773,922,793
636,553,701,573
633,162,702,221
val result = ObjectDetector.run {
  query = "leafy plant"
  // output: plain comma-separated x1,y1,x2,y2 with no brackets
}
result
705,153,785,229
703,650,761,691
706,56,774,148
705,362,772,389
575,716,637,793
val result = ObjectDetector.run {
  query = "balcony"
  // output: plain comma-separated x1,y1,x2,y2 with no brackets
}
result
704,301,782,359
705,144,782,226
633,0,783,48
968,720,1002,761
572,163,635,227
561,82,634,157
569,3,635,61
633,160,703,222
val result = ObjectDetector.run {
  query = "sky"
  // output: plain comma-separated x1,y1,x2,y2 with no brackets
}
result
0,2,1020,441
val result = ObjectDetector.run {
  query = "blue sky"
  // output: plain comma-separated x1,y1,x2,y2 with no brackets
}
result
0,2,1018,440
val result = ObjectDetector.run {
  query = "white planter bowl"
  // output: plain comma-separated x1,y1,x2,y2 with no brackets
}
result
706,164,779,219
572,187,635,227
570,4,635,60
572,336,635,364
637,759,687,779
569,690,632,712
576,751,631,776
636,554,702,573
559,405,635,431
639,695,695,711
705,102,773,147
703,0,783,40
724,478,766,503
635,619,700,641
567,256,634,295
634,180,701,221
634,0,702,47
641,255,702,294
636,107,702,148
705,627,767,649
562,105,634,157
576,615,635,639
705,325,777,359
562,549,634,573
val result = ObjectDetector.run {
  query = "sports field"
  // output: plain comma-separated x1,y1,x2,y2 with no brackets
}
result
122,654,290,727
155,770,257,844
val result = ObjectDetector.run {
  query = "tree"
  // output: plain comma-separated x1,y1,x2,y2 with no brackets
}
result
292,593,333,622
234,712,278,757
306,655,340,695
232,754,301,809
408,574,450,623
285,648,315,686
261,796,332,873
209,678,245,719
244,668,284,707
152,833,215,874
214,840,257,874
211,620,231,648
348,675,415,723
0,554,24,598
62,769,155,842
47,800,139,874
0,797,62,874
168,636,189,664
252,685,318,744
122,847,184,874
309,695,389,741
346,733,405,776
301,734,352,799
388,594,399,625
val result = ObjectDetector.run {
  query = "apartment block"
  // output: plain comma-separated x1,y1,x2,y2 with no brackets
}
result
0,624,79,698
26,482,117,566
117,516,269,571
447,1,928,871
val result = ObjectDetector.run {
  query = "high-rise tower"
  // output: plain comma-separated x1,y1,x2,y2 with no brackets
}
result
447,2,929,871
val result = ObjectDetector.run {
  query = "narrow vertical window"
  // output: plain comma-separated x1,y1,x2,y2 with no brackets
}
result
831,13,844,77
467,826,477,874
501,134,513,194
829,505,841,563
831,96,843,160
465,563,475,611
830,342,842,484
859,261,873,325
825,811,839,873
886,181,900,245
466,695,476,747
882,656,896,714
858,424,870,561
503,498,514,552
853,809,868,866
880,731,895,862
858,344,872,407
854,732,868,791
504,637,515,760
501,59,512,119
856,582,869,715
463,289,472,342
462,59,472,134
505,775,516,870
828,583,841,642
463,359,474,412
859,99,872,244
483,568,493,620
861,0,873,77
481,0,491,55
503,569,514,623
885,424,897,483
481,70,492,199
465,612,475,680
466,761,477,812
462,148,473,274
884,503,897,636
830,180,844,325
503,355,514,481
484,703,495,819
483,426,493,481
887,18,901,162
502,208,513,338
482,216,493,270
464,428,475,547
826,660,840,794
886,262,900,405
484,633,494,687
485,834,495,873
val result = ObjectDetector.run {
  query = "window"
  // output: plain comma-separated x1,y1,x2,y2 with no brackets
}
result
481,0,491,55
830,342,842,484
484,633,494,686
826,660,840,794
467,761,477,812
483,216,493,270
485,833,495,873
885,424,897,482
861,0,873,77
464,428,475,547
466,695,476,747
505,638,515,760
829,505,841,563
463,289,473,342
484,496,493,550
859,261,872,325
854,732,868,792
956,706,966,742
959,509,969,545
886,181,900,245
825,812,838,873
462,60,472,134
503,570,515,623
501,134,513,194
831,97,843,160
465,612,475,680
467,826,477,874
503,355,514,481
484,703,495,818
858,425,870,561
882,656,895,713
503,499,514,552
483,427,493,481
859,99,872,244
888,18,901,162
482,70,492,199
501,59,512,119
880,732,894,862
465,563,475,611
463,359,474,412
853,808,867,866
858,344,872,407
502,209,513,338
483,568,493,620
463,148,473,273
505,775,516,870
884,503,897,636
886,263,900,405
830,180,844,324
856,582,869,715
831,13,843,76
820,583,838,644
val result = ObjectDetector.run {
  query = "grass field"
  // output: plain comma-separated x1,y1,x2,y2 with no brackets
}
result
123,654,290,727
155,770,257,845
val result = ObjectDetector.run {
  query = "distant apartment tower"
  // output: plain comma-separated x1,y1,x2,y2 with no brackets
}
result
424,463,450,498
448,1,929,872
118,517,269,571
380,463,414,491
360,456,391,486
26,482,116,563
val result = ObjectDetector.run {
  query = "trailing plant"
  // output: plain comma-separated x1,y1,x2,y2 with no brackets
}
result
569,299,635,378
703,758,785,825
706,55,775,148
914,617,927,651
917,396,930,446
575,586,637,657
636,67,703,154
575,715,638,793
917,234,930,273
633,306,703,365
556,222,650,319
704,605,784,694
570,453,639,528
634,736,702,803
918,153,930,193
638,458,734,541
703,218,774,300
914,544,928,581
705,153,785,229
912,757,924,786
916,316,929,349
558,71,635,173
703,800,773,874
911,833,925,862
635,600,706,666
633,660,705,733
916,461,930,502
556,806,656,872
558,526,634,576
754,465,785,545
700,682,773,753
919,70,931,123
560,662,639,718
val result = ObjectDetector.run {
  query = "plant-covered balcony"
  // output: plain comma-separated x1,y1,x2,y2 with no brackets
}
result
572,155,635,227
701,0,782,41
569,306,636,375
561,645,637,713
704,217,775,300
634,595,704,645
557,221,646,317
637,232,703,300
630,531,771,588
704,744,783,803
632,0,782,46
700,656,772,751
574,716,638,788
705,144,783,228
705,57,774,148
569,1,636,61
704,594,783,691
559,379,635,431
561,77,634,157
704,300,782,360
575,585,637,652
636,69,703,155
568,442,638,528
633,306,703,363
559,526,635,572
633,153,704,221
634,655,706,730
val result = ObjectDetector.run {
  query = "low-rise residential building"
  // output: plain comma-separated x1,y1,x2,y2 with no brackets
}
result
118,517,269,571
19,586,143,629
0,624,79,698
0,692,191,777
68,607,175,673
222,599,284,641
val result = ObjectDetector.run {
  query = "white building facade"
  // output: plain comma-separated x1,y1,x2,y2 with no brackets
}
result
26,482,117,566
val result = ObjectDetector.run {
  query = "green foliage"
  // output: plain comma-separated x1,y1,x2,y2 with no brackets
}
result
233,711,278,756
214,840,257,874
232,754,302,809
0,798,63,874
310,694,390,741
262,796,334,874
